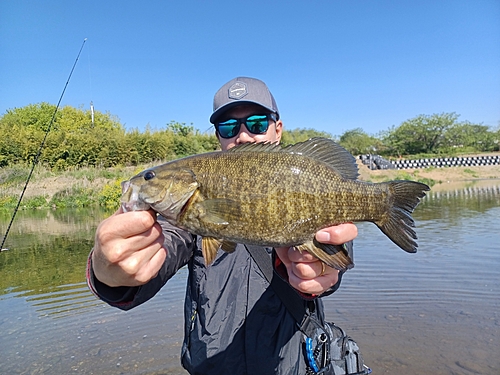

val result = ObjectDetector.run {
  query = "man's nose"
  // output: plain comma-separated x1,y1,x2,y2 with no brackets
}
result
235,127,254,144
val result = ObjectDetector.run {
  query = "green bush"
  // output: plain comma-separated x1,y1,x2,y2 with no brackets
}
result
49,187,95,208
98,181,122,210
0,195,18,211
23,196,49,209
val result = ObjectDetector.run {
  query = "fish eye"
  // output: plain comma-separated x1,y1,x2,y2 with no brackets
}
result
144,171,156,181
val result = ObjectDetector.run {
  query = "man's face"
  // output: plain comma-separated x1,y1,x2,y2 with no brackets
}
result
216,104,283,151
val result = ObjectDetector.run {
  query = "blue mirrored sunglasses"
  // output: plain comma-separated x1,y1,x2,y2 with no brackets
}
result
215,113,277,139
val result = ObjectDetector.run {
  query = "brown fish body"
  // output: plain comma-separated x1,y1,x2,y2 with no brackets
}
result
173,151,387,244
121,138,430,270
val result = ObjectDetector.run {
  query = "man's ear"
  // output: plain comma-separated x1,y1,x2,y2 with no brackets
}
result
275,119,283,142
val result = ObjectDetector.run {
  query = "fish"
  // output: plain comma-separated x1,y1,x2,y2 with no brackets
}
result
121,137,430,271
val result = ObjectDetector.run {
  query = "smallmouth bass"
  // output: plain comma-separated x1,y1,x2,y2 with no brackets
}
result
121,138,430,270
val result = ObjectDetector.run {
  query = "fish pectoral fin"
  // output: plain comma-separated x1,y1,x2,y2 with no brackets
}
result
201,237,222,265
295,240,353,271
199,199,240,226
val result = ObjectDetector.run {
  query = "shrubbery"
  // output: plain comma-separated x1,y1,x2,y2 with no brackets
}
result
0,103,220,169
3,104,496,170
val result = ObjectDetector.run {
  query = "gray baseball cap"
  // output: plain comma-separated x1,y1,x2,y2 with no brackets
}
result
210,77,280,123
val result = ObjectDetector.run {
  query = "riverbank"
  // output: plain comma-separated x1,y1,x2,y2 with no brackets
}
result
1,155,500,210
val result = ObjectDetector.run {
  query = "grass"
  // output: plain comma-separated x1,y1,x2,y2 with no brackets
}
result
64,166,132,182
0,164,128,212
463,168,479,178
391,171,436,187
0,185,122,212
363,169,437,187
0,165,31,186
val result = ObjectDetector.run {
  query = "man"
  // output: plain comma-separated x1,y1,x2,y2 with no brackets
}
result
87,77,358,374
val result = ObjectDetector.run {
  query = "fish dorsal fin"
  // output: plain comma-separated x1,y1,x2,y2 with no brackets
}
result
227,138,358,180
283,138,359,180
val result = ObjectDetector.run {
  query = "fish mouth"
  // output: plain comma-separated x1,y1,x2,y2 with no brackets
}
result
120,180,151,212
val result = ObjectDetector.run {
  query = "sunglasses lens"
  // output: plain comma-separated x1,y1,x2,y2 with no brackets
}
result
246,115,269,134
217,119,239,138
216,115,272,138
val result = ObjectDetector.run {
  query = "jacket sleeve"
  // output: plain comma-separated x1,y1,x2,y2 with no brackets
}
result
86,216,195,311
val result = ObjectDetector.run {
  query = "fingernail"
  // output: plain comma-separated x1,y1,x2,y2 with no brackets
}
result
316,231,330,243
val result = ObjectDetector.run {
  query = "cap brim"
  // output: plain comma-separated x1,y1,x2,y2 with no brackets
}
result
210,101,277,123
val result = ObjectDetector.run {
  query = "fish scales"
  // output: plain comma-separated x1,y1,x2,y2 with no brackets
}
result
121,138,430,270
173,152,380,245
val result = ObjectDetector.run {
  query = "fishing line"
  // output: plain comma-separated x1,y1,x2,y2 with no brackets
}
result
86,40,95,126
1,38,88,252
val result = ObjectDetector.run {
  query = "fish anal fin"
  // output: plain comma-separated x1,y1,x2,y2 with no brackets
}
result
295,240,353,271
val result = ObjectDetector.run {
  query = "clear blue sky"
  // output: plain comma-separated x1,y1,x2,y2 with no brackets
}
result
1,0,499,137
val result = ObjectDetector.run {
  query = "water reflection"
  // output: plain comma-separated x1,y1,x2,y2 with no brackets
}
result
0,208,188,374
1,181,499,374
324,180,500,375
419,180,500,221
0,208,109,296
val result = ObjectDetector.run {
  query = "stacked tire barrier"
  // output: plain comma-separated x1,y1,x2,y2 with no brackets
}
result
358,154,395,170
360,154,500,170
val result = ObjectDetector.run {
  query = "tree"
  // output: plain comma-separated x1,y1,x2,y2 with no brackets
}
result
338,128,382,155
281,128,333,147
383,113,458,156
444,122,496,152
166,121,195,137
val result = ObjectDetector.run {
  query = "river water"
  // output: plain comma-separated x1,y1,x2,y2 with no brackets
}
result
1,180,499,374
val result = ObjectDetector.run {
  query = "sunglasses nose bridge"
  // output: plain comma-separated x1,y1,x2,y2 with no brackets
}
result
235,127,255,143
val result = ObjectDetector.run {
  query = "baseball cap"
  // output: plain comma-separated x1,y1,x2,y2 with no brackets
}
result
210,77,280,123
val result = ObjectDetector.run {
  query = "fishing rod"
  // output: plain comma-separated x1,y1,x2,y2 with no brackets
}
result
1,38,88,252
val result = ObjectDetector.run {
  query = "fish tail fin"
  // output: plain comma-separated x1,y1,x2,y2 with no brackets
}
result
375,180,430,253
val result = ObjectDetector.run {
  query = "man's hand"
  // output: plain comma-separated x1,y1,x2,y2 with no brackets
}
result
275,223,358,295
91,208,167,287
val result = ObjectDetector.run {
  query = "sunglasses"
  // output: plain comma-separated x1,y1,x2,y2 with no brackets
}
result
215,113,278,139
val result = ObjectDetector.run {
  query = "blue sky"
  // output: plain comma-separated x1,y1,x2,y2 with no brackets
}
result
1,0,499,137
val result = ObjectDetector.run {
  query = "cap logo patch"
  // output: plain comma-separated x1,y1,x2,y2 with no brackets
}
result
228,82,248,100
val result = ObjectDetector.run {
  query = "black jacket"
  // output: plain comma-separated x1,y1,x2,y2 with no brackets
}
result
87,216,348,374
